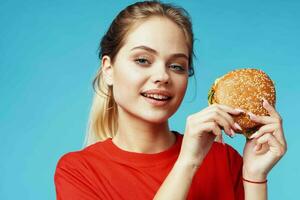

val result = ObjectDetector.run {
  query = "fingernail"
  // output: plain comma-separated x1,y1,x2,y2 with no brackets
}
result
230,129,236,137
248,112,256,119
255,144,262,151
234,123,242,131
262,97,269,106
235,108,244,113
249,132,257,139
262,97,267,103
220,136,225,145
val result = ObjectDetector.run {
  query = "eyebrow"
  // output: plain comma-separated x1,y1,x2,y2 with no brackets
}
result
130,45,189,60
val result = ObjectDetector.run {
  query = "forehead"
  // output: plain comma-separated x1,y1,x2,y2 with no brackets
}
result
123,17,189,55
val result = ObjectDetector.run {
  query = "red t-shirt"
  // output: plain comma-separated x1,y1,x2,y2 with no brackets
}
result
55,132,244,199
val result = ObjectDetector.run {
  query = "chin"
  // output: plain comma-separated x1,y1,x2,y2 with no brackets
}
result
139,110,173,124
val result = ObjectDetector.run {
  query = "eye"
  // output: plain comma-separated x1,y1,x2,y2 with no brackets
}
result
134,57,151,65
169,64,186,72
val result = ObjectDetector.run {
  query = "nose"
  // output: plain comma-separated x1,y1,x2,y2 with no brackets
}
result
151,64,170,84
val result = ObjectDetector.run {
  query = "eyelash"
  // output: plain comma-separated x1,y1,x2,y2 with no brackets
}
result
134,57,150,65
169,64,186,72
134,57,186,72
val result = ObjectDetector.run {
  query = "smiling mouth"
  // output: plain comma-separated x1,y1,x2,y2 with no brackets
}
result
141,93,172,101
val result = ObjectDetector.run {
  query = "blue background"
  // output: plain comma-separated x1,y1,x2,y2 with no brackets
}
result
1,0,299,199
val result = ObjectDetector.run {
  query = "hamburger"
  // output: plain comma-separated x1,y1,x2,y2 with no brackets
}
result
208,68,276,138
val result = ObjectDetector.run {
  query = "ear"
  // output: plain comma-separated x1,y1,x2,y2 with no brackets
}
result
101,55,114,86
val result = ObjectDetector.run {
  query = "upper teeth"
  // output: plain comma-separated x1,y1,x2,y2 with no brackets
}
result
143,93,169,100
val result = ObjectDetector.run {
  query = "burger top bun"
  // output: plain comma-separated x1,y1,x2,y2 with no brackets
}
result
208,68,276,138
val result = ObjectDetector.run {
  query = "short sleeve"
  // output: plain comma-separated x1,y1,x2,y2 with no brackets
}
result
54,152,101,200
226,145,245,200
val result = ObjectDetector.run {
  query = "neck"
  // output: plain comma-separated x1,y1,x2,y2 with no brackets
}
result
112,108,176,154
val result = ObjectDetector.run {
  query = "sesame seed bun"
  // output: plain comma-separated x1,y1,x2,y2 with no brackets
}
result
208,68,276,138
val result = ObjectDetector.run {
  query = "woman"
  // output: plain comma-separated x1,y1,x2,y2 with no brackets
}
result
54,1,287,199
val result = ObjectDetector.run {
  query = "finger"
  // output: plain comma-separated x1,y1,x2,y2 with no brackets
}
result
220,134,224,144
203,105,243,133
198,122,222,137
262,98,282,121
198,104,243,129
204,111,235,136
259,100,286,146
209,104,244,132
214,109,243,133
248,112,278,124
215,134,225,145
192,108,231,135
254,143,261,151
250,124,286,148
273,127,287,147
209,103,244,115
249,124,277,139
256,133,286,157
215,134,222,142
253,142,270,155
253,143,262,152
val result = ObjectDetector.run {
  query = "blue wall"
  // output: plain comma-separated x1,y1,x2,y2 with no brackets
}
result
0,0,299,199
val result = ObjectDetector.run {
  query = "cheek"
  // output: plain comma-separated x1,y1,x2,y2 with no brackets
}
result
177,78,188,97
113,66,144,101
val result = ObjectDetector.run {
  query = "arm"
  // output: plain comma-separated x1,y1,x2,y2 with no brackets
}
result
154,104,243,199
243,170,268,200
242,99,287,200
153,158,199,200
244,181,267,200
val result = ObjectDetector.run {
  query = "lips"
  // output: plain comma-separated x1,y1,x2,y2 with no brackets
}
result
140,89,172,99
140,89,173,106
141,93,171,101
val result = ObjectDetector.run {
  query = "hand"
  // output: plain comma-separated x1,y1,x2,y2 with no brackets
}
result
242,98,287,181
178,104,243,167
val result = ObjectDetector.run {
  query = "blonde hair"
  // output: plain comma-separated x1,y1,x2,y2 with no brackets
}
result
84,1,195,146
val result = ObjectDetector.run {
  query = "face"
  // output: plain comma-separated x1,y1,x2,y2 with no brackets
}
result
104,17,189,124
